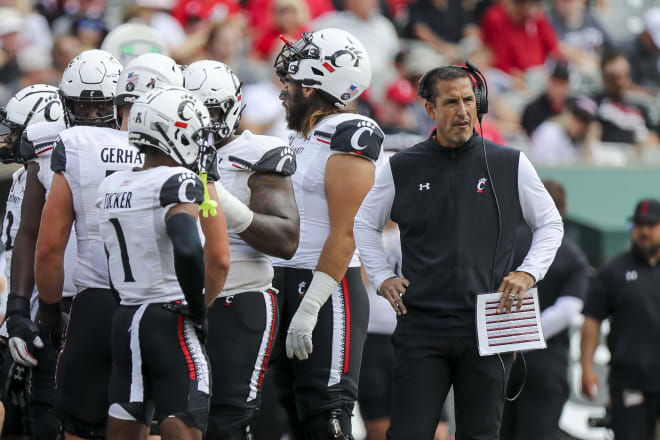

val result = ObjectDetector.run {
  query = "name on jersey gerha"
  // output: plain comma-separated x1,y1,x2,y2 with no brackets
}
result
104,191,132,209
100,147,144,165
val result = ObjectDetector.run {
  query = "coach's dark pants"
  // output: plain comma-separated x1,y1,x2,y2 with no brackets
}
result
500,349,568,440
388,333,512,440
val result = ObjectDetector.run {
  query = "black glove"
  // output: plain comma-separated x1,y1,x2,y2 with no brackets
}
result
162,302,208,344
6,294,43,367
35,298,67,351
199,148,220,183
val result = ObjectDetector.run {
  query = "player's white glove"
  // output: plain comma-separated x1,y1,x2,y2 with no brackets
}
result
286,271,338,360
6,294,43,367
214,180,254,233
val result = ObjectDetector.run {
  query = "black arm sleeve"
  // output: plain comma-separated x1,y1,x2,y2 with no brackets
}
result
166,212,205,318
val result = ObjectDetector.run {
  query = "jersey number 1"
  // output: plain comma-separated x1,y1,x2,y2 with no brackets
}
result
109,218,136,282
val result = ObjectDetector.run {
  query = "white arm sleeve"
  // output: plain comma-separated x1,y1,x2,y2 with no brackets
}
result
541,296,584,339
516,152,564,282
354,162,397,291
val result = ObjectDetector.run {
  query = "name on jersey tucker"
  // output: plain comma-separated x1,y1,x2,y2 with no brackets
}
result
99,147,144,165
103,191,133,209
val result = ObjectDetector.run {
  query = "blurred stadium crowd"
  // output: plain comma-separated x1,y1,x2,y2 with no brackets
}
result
0,0,659,167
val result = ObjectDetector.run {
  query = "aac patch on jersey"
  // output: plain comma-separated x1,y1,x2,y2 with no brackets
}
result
252,146,296,176
159,172,204,207
330,119,383,161
50,138,66,172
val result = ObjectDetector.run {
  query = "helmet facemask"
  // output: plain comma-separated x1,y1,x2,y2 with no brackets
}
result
62,92,118,128
274,33,321,85
205,95,243,147
0,108,24,163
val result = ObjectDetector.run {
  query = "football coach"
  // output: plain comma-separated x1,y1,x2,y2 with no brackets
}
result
353,63,564,439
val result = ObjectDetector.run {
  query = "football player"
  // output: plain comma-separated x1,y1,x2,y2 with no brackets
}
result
271,28,384,438
33,50,189,439
1,83,75,439
184,60,299,439
98,86,229,440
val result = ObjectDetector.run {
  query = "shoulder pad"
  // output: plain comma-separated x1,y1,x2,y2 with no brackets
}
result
159,171,204,207
19,132,37,162
330,118,383,161
50,138,66,173
252,146,296,176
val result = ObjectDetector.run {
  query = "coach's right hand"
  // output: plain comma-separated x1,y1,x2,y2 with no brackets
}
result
379,277,409,316
6,294,43,367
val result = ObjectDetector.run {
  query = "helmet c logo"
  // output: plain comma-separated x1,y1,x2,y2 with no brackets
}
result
177,99,196,121
350,126,373,151
44,100,62,122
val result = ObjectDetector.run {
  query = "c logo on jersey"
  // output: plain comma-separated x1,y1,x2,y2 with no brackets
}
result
350,120,378,151
178,174,199,203
275,147,295,173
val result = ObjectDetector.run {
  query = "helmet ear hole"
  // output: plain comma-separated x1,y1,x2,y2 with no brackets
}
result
180,135,190,146
311,67,325,76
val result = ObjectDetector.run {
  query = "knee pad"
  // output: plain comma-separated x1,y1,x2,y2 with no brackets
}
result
303,408,354,440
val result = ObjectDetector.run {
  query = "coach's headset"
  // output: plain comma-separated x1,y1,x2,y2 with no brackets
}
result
417,60,489,121
418,62,527,401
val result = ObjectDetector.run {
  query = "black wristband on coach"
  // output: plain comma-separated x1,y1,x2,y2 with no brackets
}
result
6,294,30,317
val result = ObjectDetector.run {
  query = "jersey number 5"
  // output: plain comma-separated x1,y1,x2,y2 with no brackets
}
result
109,218,136,282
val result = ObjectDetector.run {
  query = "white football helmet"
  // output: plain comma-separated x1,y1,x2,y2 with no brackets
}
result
60,49,123,128
100,23,168,66
128,86,211,167
274,28,372,108
0,84,63,163
183,60,242,144
116,53,184,106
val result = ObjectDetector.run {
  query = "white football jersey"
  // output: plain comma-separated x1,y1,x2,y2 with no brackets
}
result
51,126,143,292
272,113,384,270
97,166,204,305
23,120,78,297
212,130,295,296
2,168,26,285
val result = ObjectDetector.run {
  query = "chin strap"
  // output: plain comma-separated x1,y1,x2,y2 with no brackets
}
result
199,171,218,217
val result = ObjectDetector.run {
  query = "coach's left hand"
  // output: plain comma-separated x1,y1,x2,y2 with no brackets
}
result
497,271,535,313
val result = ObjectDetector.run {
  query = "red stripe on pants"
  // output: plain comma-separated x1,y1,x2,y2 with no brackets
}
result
177,315,196,380
342,277,351,374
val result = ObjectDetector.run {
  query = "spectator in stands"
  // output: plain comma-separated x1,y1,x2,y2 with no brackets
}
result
171,0,242,31
547,0,612,78
404,0,479,62
72,16,107,48
377,78,425,151
592,50,657,146
521,59,571,137
530,96,600,164
502,179,588,440
623,8,660,94
51,0,107,37
0,8,23,91
252,0,309,60
127,0,186,50
52,35,84,77
0,0,53,50
480,0,561,75
581,199,660,440
246,0,333,31
17,45,59,88
312,0,399,95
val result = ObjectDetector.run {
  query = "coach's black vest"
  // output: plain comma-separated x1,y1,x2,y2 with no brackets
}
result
390,132,522,336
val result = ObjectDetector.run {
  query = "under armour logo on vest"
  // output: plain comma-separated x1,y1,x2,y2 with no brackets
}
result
625,270,638,282
419,183,430,191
